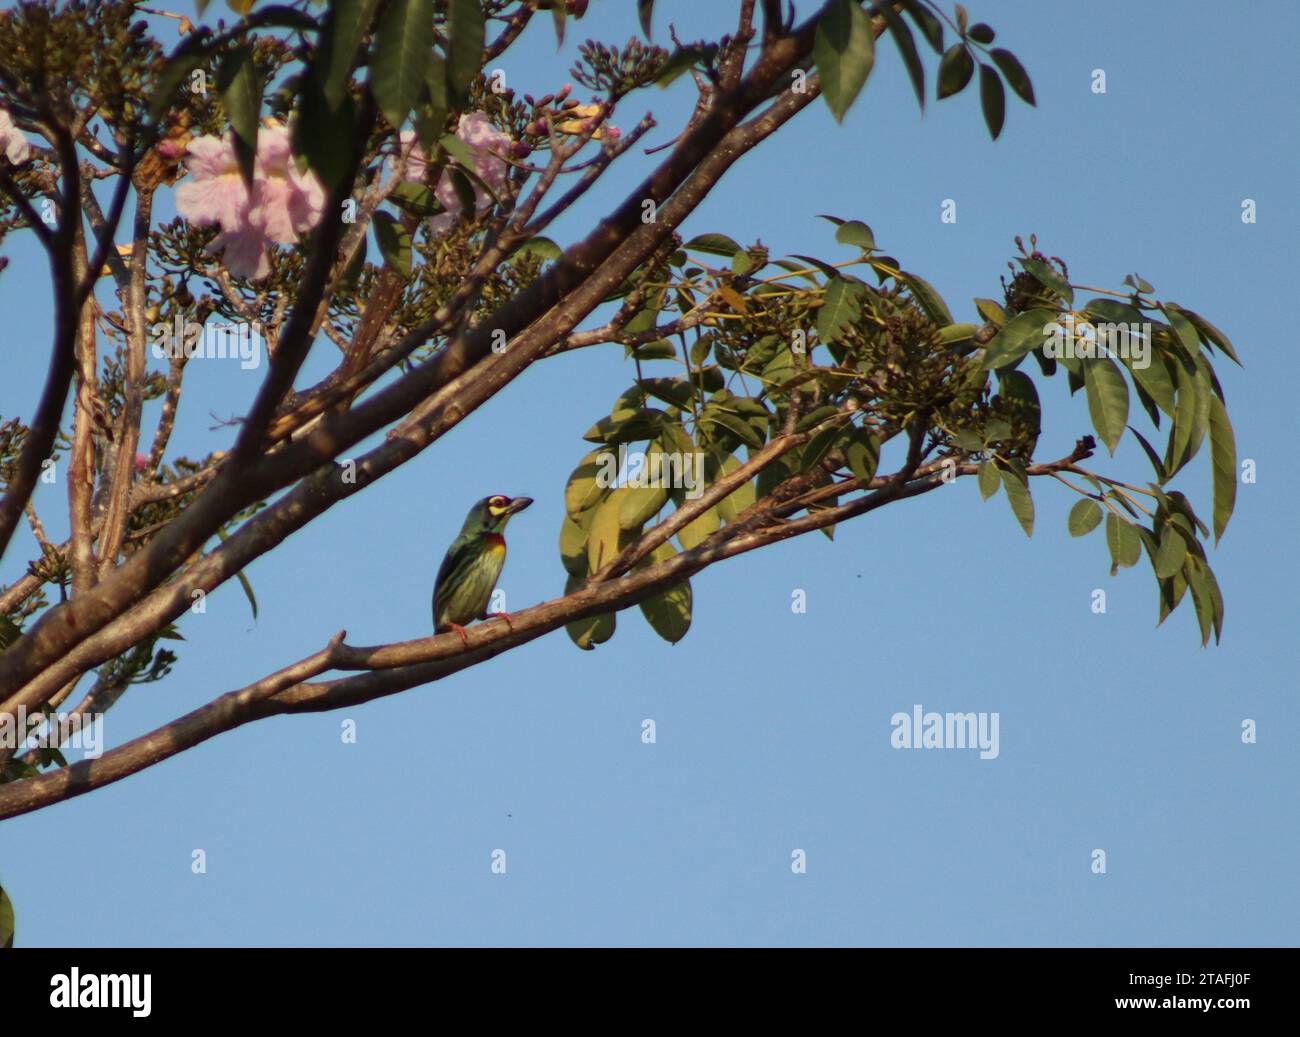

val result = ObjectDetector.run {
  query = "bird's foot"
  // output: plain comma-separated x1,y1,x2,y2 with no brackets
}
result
485,611,515,632
446,622,471,648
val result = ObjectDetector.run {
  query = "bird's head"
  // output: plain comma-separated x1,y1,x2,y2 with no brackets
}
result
463,494,533,534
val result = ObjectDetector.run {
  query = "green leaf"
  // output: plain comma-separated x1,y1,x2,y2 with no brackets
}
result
683,233,741,257
1082,298,1145,325
0,882,13,948
977,459,999,500
587,493,631,573
371,0,433,131
967,22,994,44
634,377,694,410
1068,498,1103,537
1154,524,1188,580
1105,512,1142,575
321,0,381,108
833,219,876,251
1158,566,1189,626
559,513,589,577
564,575,615,649
371,210,412,275
981,308,1053,369
655,45,716,88
638,0,655,39
938,322,980,352
584,408,666,447
218,46,261,184
1180,307,1241,366
900,0,944,53
565,450,609,518
1019,257,1072,305
550,3,565,47
1207,391,1237,543
414,53,449,149
999,463,1033,536
389,182,444,217
846,431,879,485
1083,355,1129,455
296,77,357,192
676,504,720,550
800,424,840,472
881,3,925,110
630,339,677,361
813,0,876,122
989,48,1035,105
978,62,1005,139
1127,351,1176,417
937,44,973,99
1183,555,1216,646
1166,362,1208,477
637,542,692,643
446,0,485,101
817,276,864,345
791,253,845,283
1162,305,1202,366
900,271,953,325
619,482,668,531
233,570,259,621
974,297,1005,326
439,127,477,169
1124,272,1155,295
714,453,757,521
1128,424,1166,482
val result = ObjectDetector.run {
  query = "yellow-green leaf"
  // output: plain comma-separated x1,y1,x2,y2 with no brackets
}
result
637,542,692,643
676,504,720,550
1083,355,1129,455
1207,391,1237,543
1067,498,1102,537
565,450,611,518
587,492,631,573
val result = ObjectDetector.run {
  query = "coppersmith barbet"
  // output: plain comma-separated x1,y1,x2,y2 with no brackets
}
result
433,494,533,645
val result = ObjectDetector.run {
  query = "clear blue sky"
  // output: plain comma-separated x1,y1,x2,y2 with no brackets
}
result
1,0,1296,946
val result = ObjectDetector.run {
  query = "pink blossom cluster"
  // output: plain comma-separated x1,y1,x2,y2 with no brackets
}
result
399,112,511,234
0,107,32,164
174,122,324,280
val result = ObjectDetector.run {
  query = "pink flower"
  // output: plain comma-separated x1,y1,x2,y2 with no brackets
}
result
0,107,32,165
174,122,324,280
398,112,511,234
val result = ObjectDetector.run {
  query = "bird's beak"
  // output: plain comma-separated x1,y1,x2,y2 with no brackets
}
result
506,496,533,516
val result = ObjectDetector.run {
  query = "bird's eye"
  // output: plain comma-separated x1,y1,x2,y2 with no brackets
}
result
489,495,507,510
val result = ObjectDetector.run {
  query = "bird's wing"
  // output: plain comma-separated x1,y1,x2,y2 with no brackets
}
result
432,536,470,618
434,529,511,629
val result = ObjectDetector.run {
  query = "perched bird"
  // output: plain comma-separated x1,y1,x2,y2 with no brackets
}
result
433,494,533,646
